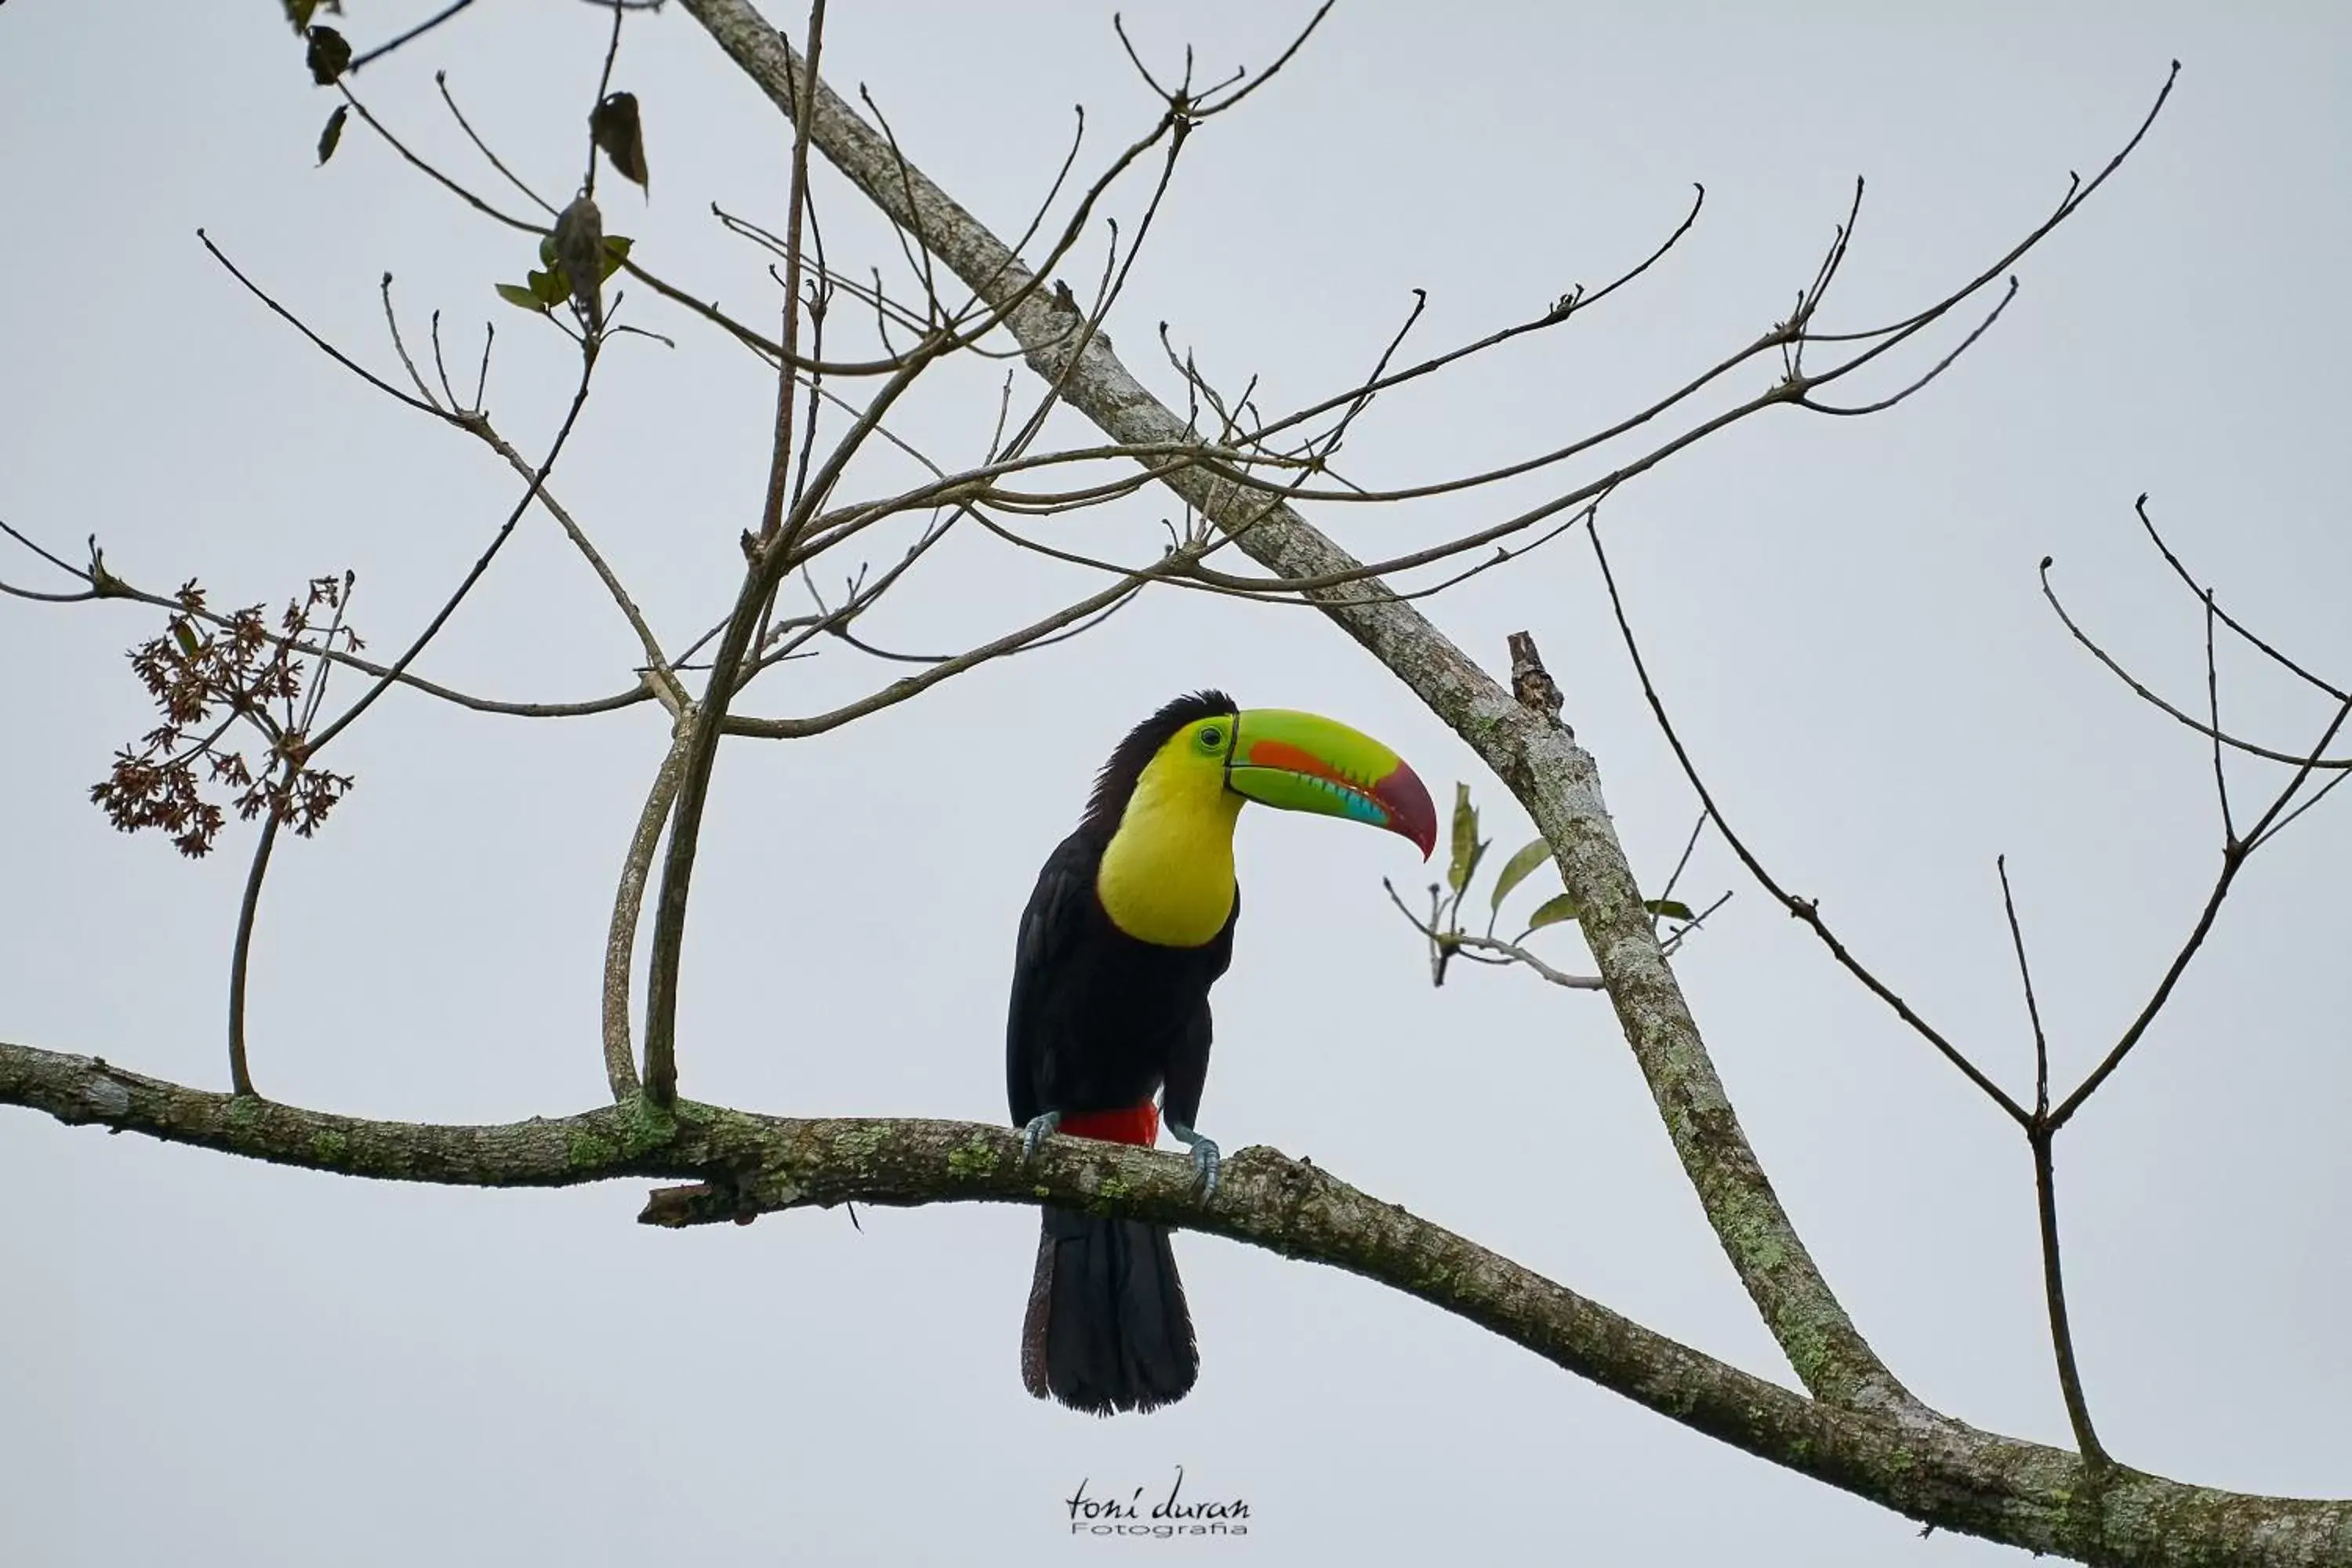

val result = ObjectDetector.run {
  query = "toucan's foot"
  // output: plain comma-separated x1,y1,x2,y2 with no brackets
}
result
1164,1116,1221,1201
1018,1110,1062,1165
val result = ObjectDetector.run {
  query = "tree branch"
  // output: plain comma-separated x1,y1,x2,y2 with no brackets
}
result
225,803,282,1098
3,1036,2347,1568
601,717,695,1102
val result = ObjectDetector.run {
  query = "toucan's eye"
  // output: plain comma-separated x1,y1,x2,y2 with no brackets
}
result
1199,724,1225,751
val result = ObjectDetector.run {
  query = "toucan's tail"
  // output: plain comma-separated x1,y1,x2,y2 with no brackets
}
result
1022,1207,1197,1414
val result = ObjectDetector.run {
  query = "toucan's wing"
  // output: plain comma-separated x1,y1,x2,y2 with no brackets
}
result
1006,829,1098,1127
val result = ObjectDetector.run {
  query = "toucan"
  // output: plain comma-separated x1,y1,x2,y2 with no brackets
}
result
1006,691,1437,1414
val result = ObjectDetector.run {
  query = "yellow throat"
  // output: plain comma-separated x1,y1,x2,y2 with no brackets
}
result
1095,734,1243,948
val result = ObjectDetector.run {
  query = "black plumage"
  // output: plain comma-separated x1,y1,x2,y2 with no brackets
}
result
1007,692,1239,1414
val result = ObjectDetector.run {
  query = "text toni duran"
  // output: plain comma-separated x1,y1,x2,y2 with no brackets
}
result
1066,1467,1250,1538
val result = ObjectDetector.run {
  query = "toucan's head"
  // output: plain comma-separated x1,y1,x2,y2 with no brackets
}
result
1087,690,1437,858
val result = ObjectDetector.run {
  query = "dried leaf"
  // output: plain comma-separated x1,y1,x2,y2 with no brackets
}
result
316,103,347,165
590,92,649,190
306,24,351,85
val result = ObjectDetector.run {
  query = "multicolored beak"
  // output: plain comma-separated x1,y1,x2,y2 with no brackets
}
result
1222,709,1438,858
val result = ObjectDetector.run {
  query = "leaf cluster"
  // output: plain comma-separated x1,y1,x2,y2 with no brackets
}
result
1414,784,1694,984
495,231,635,317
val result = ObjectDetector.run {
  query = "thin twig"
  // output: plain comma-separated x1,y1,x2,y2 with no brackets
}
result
201,231,459,425
1382,879,1605,992
1654,811,1708,931
1998,857,2051,1119
2040,559,2351,769
724,553,1196,741
349,0,477,74
2137,492,2345,701
1591,522,2028,1126
437,72,560,217
310,365,601,753
2050,695,2352,1128
2204,591,2235,840
585,0,628,201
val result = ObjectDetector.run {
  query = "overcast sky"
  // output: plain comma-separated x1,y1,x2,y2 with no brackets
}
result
3,2,2347,1563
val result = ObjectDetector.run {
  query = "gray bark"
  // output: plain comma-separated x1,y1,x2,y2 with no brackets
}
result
5,1038,2346,1567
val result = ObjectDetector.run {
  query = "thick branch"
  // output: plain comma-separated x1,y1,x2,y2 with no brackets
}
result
677,0,1904,1414
4,1037,2346,1568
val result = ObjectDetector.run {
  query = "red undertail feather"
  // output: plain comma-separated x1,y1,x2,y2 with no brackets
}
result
1059,1102,1160,1146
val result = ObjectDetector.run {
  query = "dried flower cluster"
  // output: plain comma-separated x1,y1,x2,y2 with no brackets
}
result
90,575,361,856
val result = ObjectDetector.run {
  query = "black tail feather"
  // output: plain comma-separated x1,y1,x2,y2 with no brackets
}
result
1022,1206,1197,1414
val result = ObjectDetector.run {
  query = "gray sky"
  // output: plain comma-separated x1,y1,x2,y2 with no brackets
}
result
3,2,2347,1562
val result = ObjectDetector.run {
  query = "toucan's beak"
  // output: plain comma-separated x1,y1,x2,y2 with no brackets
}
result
1223,709,1438,859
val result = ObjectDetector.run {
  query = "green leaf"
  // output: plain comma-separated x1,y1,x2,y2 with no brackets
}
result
172,621,200,658
538,234,559,268
1524,893,1581,932
495,281,548,313
283,0,322,33
1490,837,1554,913
590,91,650,190
1446,782,1482,895
527,268,568,308
598,234,633,281
315,104,347,165
1644,898,1697,922
305,24,351,85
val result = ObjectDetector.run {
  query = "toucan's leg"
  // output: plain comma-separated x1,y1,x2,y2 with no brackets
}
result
1163,1116,1221,1200
1019,1109,1062,1164
1163,1004,1219,1199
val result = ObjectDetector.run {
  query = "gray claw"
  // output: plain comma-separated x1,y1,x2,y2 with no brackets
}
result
1164,1116,1221,1200
1019,1110,1062,1164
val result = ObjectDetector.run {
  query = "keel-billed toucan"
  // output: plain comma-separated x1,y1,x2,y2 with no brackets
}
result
1006,691,1436,1414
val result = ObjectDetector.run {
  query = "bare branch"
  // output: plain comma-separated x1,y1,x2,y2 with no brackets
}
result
2031,1130,2109,1469
1382,878,1606,992
1591,523,2031,1127
437,71,561,217
348,0,477,75
310,365,602,753
602,720,695,1102
2049,693,2352,1129
2040,558,2351,770
2137,493,2346,700
5,1036,2349,1567
201,231,460,426
1998,858,2052,1120
755,0,827,552
725,554,1193,741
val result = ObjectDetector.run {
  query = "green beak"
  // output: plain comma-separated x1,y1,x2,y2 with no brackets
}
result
1223,709,1437,858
